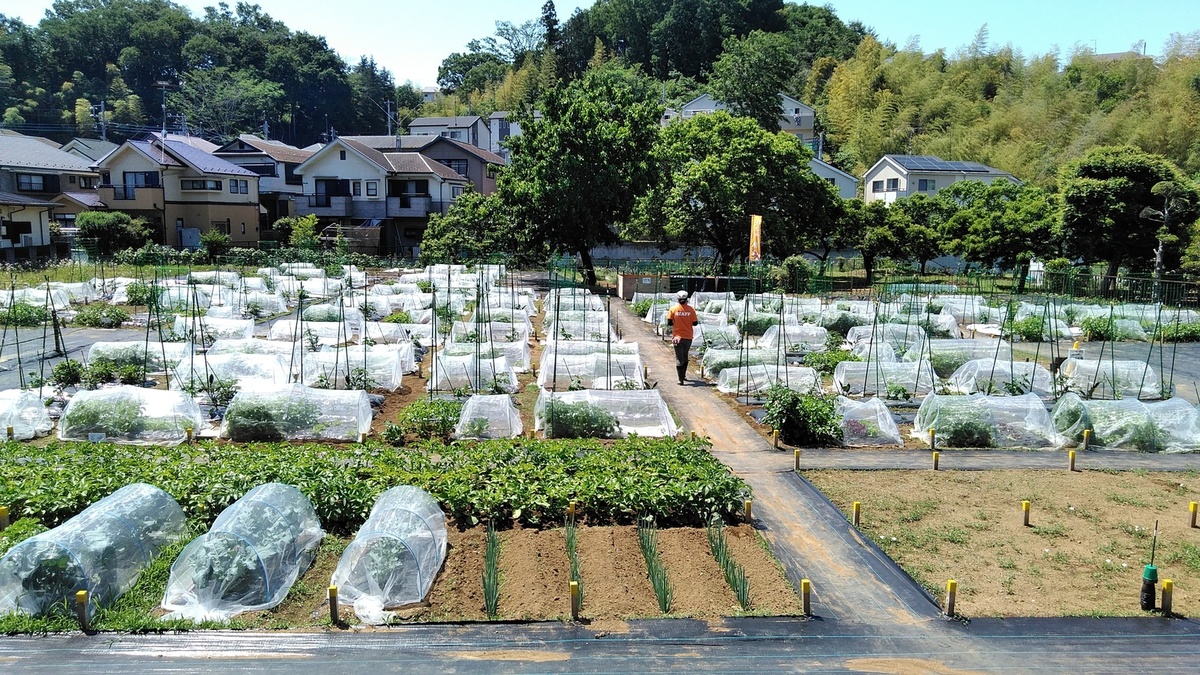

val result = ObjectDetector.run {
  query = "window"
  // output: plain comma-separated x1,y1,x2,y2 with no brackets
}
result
438,159,469,177
339,150,346,160
871,180,884,193
241,222,246,235
485,163,499,179
228,179,248,194
284,163,302,186
69,175,76,184
244,164,276,176
78,176,94,189
16,174,45,191
918,179,937,192
452,185,465,198
352,181,362,196
366,181,378,197
123,171,159,187
182,179,222,191
885,178,899,191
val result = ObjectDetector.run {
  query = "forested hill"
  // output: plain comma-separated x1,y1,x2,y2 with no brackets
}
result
2,0,1198,184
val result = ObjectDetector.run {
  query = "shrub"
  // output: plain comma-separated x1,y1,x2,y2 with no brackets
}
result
1,303,49,327
1005,316,1046,342
73,305,130,328
803,349,859,375
382,310,412,324
50,359,84,388
224,397,320,442
76,211,150,256
383,398,463,443
541,400,621,439
762,387,840,446
124,281,154,307
59,397,145,437
1157,322,1200,342
416,281,433,293
768,255,813,294
116,364,145,386
200,230,231,259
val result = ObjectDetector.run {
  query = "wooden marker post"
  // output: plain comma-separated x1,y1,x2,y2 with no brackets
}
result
1022,500,1031,526
929,428,936,451
800,579,811,616
744,499,753,522
932,451,940,471
852,501,861,527
793,448,800,471
1190,502,1198,529
1161,579,1174,615
773,429,779,448
1069,450,1076,472
570,580,581,620
0,505,8,531
75,590,90,632
329,585,340,625
1082,429,1091,451
5,426,12,440
945,579,958,617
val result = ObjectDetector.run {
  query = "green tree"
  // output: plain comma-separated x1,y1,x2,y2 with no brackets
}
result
888,193,949,275
285,213,320,250
630,110,839,268
839,200,897,285
708,30,797,132
349,56,396,134
500,65,660,285
200,229,231,259
76,211,150,256
421,191,541,265
1059,146,1200,292
1141,180,1200,297
438,50,509,95
171,67,283,139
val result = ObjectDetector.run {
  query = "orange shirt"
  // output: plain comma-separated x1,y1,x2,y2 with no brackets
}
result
667,303,698,340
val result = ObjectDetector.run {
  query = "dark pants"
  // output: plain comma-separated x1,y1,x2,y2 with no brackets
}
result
674,339,692,383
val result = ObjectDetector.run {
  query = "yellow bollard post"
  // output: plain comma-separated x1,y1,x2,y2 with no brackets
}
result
570,580,581,620
358,432,366,444
744,499,753,522
852,501,861,527
568,500,577,518
75,590,90,633
1190,502,1198,529
0,505,8,531
773,429,779,448
1068,450,1076,472
643,365,649,381
1082,429,1091,451
690,431,696,441
186,427,194,444
800,578,811,616
329,585,340,625
929,428,936,451
1161,579,1174,615
932,451,940,471
793,448,800,472
5,425,12,440
1022,500,1031,527
945,579,958,617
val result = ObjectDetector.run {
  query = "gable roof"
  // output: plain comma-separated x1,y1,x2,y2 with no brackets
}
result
55,191,106,208
161,140,256,176
60,138,120,162
810,157,858,182
0,135,96,172
881,154,1011,175
409,115,482,129
0,190,56,207
338,135,502,165
147,132,219,153
298,137,469,182
122,140,185,168
440,137,505,165
214,135,313,164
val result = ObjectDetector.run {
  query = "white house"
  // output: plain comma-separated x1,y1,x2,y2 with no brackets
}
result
486,110,543,164
809,158,858,200
862,155,1017,204
675,93,817,143
408,115,491,152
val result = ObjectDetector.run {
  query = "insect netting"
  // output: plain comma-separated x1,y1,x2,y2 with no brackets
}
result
208,339,303,373
836,396,903,446
913,392,1059,449
441,340,531,373
1050,393,1200,453
946,359,1054,396
846,323,927,355
834,360,937,397
173,353,292,390
302,348,404,391
715,365,820,395
1059,358,1163,400
755,325,829,353
0,389,52,440
222,384,372,442
902,338,1013,378
173,315,255,342
58,386,203,446
536,353,645,390
87,341,192,373
267,320,353,345
453,394,523,439
700,349,786,380
427,354,518,393
534,389,678,438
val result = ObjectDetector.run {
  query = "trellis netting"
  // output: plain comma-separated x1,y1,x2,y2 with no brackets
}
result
534,389,678,438
47,281,99,303
834,360,936,397
0,483,186,619
850,340,897,362
428,354,518,393
947,359,1054,397
913,393,1058,449
701,348,785,379
173,315,255,342
267,319,353,345
536,353,645,390
443,340,530,373
903,338,1012,378
330,486,447,624
454,394,523,439
87,340,192,373
223,384,371,441
58,386,203,446
302,348,403,391
1059,358,1163,400
0,389,52,440
715,365,820,395
162,483,323,622
173,353,292,390
756,325,829,353
836,396,903,447
1049,393,1195,453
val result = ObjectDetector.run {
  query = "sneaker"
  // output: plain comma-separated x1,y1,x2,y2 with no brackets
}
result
678,379,686,385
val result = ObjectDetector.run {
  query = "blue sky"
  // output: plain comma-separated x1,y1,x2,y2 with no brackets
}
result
10,0,1197,86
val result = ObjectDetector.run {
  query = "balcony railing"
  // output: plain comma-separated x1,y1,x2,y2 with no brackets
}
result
297,194,351,217
109,185,138,200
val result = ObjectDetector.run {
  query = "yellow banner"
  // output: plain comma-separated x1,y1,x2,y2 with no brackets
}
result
749,214,762,262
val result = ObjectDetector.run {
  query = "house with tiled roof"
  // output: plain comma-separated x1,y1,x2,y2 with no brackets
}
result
213,135,314,236
862,155,1017,204
0,133,101,260
293,136,470,256
60,138,120,163
341,134,502,194
92,136,261,249
408,115,491,151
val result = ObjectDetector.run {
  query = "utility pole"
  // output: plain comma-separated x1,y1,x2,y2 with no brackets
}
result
262,117,269,139
386,100,392,136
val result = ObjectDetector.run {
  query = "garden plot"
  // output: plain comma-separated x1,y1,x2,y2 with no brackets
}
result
1059,358,1162,399
173,353,291,390
173,315,255,342
834,360,936,397
451,320,530,344
442,341,530,373
903,338,1012,378
535,389,677,438
691,324,743,353
1050,393,1200,453
536,353,645,390
208,339,302,372
302,348,404,391
428,354,518,393
716,365,820,395
837,397,903,446
223,384,372,442
847,323,926,355
0,389,52,440
58,386,203,446
947,359,1054,396
454,394,523,439
755,324,828,353
267,320,353,345
914,393,1059,449
700,349,785,380
87,340,192,374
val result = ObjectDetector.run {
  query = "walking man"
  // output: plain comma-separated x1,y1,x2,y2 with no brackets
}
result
666,290,699,385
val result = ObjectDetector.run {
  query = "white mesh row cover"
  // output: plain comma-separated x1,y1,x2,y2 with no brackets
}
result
847,323,928,353
300,278,342,297
222,384,371,442
395,323,443,349
544,290,602,312
87,341,192,373
0,483,186,619
106,278,144,305
2,288,71,311
173,353,292,390
454,394,523,439
302,348,403,391
442,340,531,373
484,291,537,315
946,359,1054,396
700,349,786,380
223,291,287,316
834,360,937,397
756,324,829,353
242,277,272,291
913,393,1059,449
280,262,319,273
536,353,645,390
540,341,639,364
325,342,416,376
534,389,678,438
173,315,255,342
1050,393,1200,453
369,282,420,296
331,486,448,624
187,271,241,287
691,324,743,353
47,281,100,303
451,320,530,344
303,304,364,329
935,296,999,324
58,386,203,446
0,389,52,440
836,396,903,447
208,339,303,373
267,320,354,345
903,338,1013,378
715,365,820,395
162,483,324,623
343,296,392,321
850,340,897,363
427,355,518,393
1059,358,1163,400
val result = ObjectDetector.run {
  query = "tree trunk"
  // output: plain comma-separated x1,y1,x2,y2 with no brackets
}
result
1016,261,1029,294
862,254,875,287
578,248,598,286
1100,258,1120,297
919,258,928,275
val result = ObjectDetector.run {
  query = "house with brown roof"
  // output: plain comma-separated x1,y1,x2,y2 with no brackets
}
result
92,137,261,249
0,133,100,260
341,134,502,194
213,135,314,236
292,137,469,256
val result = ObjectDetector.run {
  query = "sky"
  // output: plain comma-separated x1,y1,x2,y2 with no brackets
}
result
8,0,1198,86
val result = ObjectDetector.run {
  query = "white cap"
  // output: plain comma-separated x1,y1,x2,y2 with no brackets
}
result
676,290,689,300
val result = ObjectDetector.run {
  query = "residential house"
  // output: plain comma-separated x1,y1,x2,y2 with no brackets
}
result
486,110,542,164
293,137,468,256
60,138,120,163
861,155,1017,204
0,133,100,260
408,115,491,151
675,93,817,144
809,158,859,200
421,86,441,104
93,137,260,248
213,135,313,235
341,134,502,194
